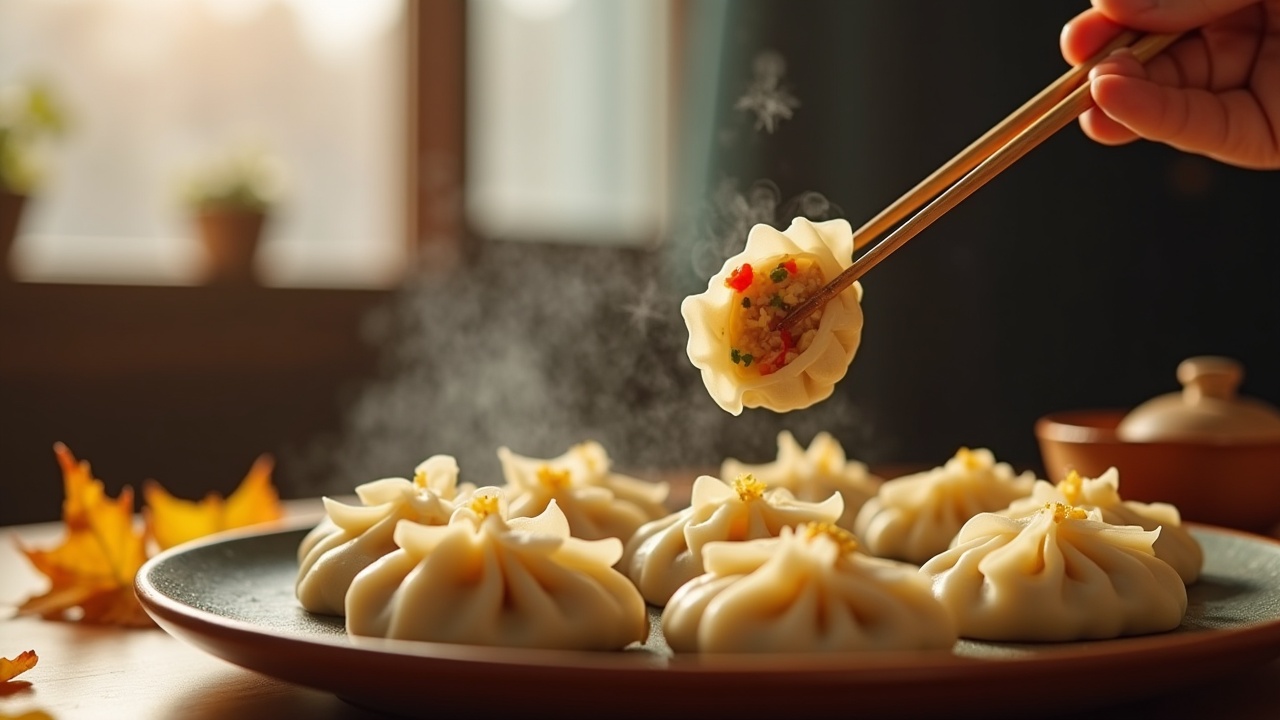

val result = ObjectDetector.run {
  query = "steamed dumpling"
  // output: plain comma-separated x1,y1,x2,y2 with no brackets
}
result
662,523,956,653
498,440,670,541
853,448,1035,565
296,455,473,616
298,516,336,563
681,217,865,415
921,503,1187,641
721,430,881,530
1001,468,1203,583
621,473,842,606
345,489,647,650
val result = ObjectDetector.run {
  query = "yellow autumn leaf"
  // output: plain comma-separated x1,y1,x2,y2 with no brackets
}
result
0,650,38,683
18,444,283,628
144,454,282,551
16,444,152,628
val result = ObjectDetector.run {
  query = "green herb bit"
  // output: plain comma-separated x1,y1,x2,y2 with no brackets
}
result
741,297,751,308
742,354,754,367
769,266,789,282
731,348,742,364
769,294,785,308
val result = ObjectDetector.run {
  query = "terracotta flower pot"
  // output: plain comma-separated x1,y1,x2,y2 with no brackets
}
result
0,189,28,280
195,208,267,285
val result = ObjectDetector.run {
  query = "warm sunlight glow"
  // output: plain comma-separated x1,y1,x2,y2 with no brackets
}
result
0,0,406,287
499,0,576,20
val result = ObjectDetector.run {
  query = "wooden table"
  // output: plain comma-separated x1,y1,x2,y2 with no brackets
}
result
3,502,1280,720
0,501,379,720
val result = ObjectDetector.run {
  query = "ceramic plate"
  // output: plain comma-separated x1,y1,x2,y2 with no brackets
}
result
136,522,1280,719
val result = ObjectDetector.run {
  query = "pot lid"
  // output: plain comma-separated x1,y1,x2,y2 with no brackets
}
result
1117,356,1280,443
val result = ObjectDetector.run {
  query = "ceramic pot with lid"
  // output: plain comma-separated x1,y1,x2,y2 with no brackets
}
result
1035,357,1280,533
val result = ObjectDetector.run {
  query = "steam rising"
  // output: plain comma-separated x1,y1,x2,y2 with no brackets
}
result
303,48,876,494
735,50,800,134
310,183,875,495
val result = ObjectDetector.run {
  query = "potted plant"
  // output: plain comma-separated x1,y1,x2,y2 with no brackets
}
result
184,146,284,285
0,80,67,278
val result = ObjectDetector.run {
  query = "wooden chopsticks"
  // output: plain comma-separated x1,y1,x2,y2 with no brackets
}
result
778,30,1183,333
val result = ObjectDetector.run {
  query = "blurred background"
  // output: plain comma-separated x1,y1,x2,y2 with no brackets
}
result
3,0,1278,525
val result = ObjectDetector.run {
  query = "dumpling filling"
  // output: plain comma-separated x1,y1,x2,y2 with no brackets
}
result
725,254,825,376
681,217,864,415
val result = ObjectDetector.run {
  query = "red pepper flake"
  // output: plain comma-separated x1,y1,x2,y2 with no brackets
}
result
783,259,798,275
725,263,754,292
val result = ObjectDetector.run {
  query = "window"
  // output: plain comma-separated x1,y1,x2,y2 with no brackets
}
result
464,0,670,246
0,0,407,287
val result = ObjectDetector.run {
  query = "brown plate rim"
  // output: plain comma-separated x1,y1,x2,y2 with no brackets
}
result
134,520,1280,718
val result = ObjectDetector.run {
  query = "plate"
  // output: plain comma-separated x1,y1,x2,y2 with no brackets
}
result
136,522,1280,719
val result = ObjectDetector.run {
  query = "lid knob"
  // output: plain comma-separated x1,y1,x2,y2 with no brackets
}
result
1178,356,1243,403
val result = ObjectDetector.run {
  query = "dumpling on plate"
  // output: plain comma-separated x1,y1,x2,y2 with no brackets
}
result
721,430,881,530
345,488,647,650
621,473,842,606
853,447,1035,565
662,523,956,653
681,217,865,415
296,455,472,616
921,503,1187,641
497,440,670,542
1000,468,1203,583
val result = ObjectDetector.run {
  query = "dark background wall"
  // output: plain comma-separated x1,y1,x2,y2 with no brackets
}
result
679,0,1280,469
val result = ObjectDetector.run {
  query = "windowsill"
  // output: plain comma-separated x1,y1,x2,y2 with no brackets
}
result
8,233,407,289
0,279,391,379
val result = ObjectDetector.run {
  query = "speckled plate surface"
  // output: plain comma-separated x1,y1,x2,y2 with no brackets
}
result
136,522,1280,719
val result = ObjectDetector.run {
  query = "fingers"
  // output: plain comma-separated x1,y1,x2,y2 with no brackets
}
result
1061,0,1276,165
1062,0,1263,64
1078,52,1147,145
1061,9,1127,65
1090,71,1236,160
1078,106,1141,145
1090,73,1280,168
1089,0,1262,33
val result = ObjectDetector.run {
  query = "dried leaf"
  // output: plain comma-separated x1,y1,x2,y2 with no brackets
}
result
0,650,38,683
144,455,282,551
18,444,282,629
16,444,153,627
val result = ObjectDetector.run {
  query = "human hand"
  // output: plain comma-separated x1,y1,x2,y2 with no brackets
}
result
1060,0,1280,169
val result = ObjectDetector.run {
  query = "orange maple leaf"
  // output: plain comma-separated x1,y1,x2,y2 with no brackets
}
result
143,454,283,551
16,444,153,628
0,650,38,683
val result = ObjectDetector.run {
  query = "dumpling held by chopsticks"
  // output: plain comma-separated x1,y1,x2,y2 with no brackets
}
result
681,217,864,415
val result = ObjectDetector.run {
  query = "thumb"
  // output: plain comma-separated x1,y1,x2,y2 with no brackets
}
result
1091,0,1261,32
